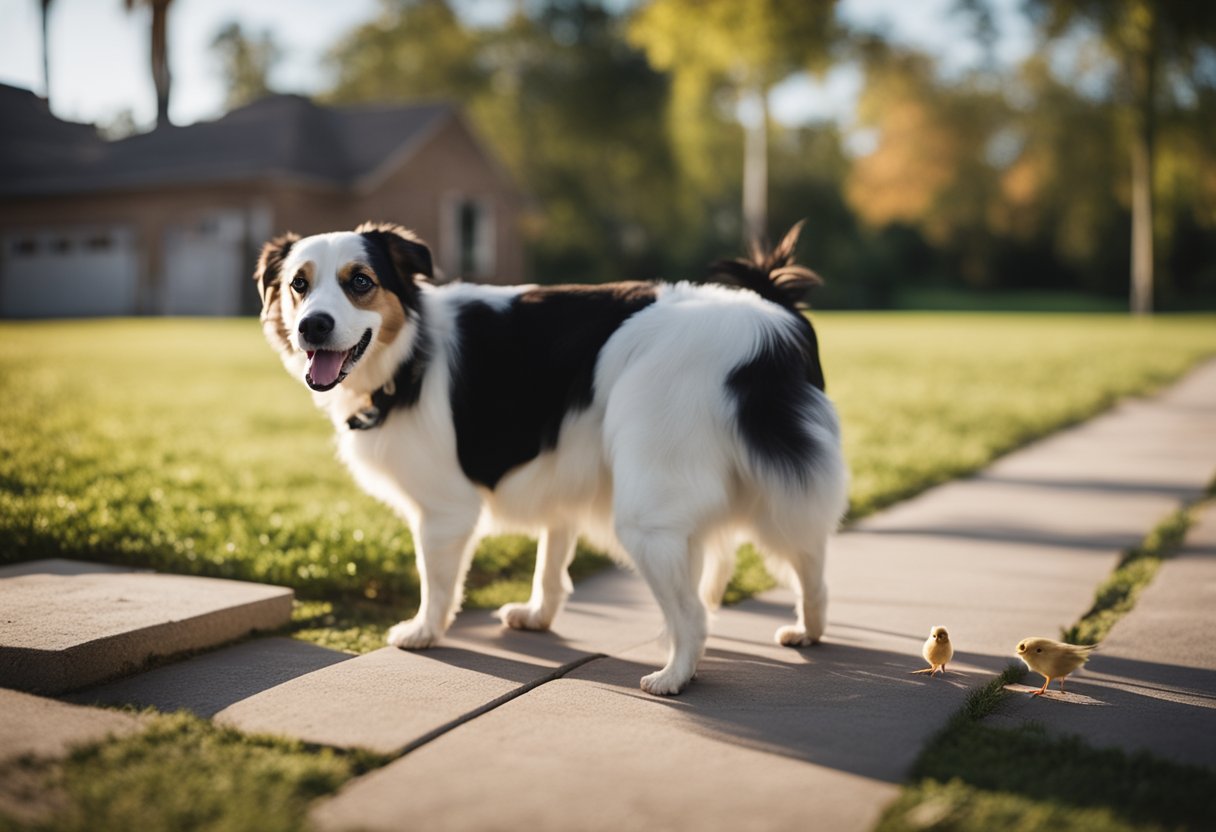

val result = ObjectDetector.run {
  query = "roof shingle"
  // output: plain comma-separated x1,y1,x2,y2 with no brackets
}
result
0,85,453,197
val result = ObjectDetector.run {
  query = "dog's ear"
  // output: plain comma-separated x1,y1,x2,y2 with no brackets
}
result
253,232,299,353
254,232,299,305
356,222,434,284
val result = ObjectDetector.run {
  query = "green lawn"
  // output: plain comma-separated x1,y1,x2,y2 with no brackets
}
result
1,314,1214,629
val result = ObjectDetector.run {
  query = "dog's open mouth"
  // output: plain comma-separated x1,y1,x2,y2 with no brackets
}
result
305,328,372,392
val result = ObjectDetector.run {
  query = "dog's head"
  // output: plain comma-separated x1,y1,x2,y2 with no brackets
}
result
255,222,432,393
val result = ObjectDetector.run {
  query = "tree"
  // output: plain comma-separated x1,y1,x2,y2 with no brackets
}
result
845,40,1010,287
627,0,838,243
39,0,52,102
327,0,483,104
211,21,281,110
1027,0,1216,314
123,0,174,128
325,1,680,283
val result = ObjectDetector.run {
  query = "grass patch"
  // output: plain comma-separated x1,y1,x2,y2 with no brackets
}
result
1,315,1214,620
877,503,1216,832
0,711,386,832
1063,509,1194,646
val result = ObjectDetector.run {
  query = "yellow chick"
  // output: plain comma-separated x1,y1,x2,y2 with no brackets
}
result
1016,637,1096,695
914,625,953,676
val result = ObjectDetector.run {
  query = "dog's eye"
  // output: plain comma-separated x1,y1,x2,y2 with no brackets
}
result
290,276,308,294
350,274,374,294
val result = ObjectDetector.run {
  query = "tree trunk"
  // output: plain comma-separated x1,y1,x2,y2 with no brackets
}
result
742,86,768,244
1128,8,1157,316
40,0,51,102
151,0,171,128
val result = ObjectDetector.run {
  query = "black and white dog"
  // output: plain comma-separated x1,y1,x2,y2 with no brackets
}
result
255,222,847,695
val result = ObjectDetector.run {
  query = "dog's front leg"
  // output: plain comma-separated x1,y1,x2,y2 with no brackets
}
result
498,525,576,631
387,510,478,649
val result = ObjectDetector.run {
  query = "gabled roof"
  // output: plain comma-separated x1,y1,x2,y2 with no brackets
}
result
0,84,105,192
0,85,457,197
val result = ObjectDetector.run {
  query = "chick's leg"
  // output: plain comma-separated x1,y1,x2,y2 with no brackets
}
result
1032,676,1051,696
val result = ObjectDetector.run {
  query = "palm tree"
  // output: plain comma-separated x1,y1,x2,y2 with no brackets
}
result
123,0,174,128
40,0,52,101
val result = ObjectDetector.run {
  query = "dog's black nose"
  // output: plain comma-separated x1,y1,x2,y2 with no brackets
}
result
299,313,335,345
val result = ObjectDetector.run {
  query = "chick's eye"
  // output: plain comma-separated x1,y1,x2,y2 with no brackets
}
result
290,276,308,294
350,274,374,294
1036,648,1042,653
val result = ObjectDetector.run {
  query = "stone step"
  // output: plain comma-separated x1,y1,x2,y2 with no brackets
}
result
0,688,142,764
68,566,665,755
0,560,293,694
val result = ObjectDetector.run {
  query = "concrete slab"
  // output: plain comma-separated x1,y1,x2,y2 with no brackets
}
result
0,688,141,764
311,360,1216,832
312,656,926,832
0,561,293,694
66,637,354,718
213,646,578,755
194,566,663,754
986,501,1216,769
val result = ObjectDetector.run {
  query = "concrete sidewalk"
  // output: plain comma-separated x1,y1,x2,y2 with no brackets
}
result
26,357,1216,832
989,500,1216,769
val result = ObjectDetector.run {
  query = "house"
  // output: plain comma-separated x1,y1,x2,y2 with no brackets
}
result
0,84,526,317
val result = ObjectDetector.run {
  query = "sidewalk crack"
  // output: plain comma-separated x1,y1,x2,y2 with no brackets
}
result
395,652,608,758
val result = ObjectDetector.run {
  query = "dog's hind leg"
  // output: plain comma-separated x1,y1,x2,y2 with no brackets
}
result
387,507,478,649
497,525,577,631
616,522,708,696
772,534,829,647
698,530,737,611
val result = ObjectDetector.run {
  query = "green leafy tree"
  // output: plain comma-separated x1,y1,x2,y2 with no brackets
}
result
327,0,483,103
845,40,1010,287
325,1,680,283
211,21,281,111
1027,0,1216,314
627,0,838,242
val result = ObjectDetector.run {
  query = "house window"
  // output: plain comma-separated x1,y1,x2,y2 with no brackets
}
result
445,195,495,280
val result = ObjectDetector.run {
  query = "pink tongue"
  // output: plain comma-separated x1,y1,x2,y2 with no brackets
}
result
308,350,346,387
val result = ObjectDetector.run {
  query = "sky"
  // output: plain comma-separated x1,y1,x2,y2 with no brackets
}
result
0,0,1034,134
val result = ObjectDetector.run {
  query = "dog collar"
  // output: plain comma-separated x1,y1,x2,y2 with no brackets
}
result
346,387,392,430
346,325,430,431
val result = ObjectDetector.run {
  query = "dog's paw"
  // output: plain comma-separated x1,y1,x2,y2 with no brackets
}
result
497,602,553,631
639,668,692,696
386,619,439,649
775,625,821,647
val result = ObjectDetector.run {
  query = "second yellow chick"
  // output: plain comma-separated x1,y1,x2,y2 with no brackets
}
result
914,625,953,676
1016,637,1096,695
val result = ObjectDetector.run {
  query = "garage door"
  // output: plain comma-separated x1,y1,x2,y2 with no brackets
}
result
1,227,139,318
162,212,245,316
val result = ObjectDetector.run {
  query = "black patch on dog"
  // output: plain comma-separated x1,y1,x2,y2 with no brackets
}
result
358,225,431,315
449,283,658,489
727,335,823,488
